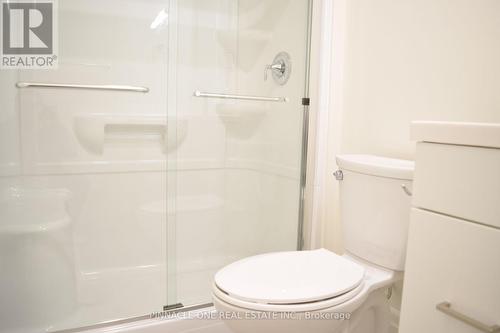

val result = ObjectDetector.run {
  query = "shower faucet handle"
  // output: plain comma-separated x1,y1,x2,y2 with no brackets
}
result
264,61,285,81
263,52,291,85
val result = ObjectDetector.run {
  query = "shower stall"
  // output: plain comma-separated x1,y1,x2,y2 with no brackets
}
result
0,0,312,332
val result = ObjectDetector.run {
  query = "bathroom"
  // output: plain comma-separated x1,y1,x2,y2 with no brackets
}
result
0,0,499,333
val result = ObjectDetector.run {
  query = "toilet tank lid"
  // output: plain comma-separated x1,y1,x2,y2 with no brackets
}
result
336,154,414,180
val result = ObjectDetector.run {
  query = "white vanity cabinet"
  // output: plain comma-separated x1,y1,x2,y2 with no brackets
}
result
399,122,500,333
400,208,500,333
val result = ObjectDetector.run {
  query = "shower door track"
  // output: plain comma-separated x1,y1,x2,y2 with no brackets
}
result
52,303,214,333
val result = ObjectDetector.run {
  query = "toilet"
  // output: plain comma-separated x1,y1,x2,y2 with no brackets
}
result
212,155,414,333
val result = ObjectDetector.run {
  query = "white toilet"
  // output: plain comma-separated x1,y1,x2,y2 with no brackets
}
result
212,155,414,333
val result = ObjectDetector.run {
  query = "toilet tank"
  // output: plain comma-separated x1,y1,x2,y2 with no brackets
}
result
336,155,414,271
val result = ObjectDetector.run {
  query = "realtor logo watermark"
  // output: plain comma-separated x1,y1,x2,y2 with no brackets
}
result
1,0,58,69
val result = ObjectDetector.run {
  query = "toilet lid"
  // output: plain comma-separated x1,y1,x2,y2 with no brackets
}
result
214,249,365,304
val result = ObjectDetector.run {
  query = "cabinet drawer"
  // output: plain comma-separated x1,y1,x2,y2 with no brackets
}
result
400,208,500,333
413,143,500,229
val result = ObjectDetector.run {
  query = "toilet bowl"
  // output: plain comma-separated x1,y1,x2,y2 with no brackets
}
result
212,155,414,333
213,249,401,333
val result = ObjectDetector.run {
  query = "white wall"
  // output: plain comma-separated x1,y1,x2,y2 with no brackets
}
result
322,0,500,254
340,0,500,159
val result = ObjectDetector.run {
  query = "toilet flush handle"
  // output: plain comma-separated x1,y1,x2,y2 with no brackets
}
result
333,170,343,181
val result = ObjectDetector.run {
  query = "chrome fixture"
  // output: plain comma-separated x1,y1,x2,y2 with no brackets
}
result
386,286,393,300
16,82,149,93
436,302,500,333
193,90,288,103
401,184,412,196
333,170,343,181
264,52,292,85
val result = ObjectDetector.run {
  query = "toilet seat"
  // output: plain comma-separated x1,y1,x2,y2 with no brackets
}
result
213,280,365,312
213,249,366,312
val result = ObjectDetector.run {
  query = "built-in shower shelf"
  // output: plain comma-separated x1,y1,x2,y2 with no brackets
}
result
74,114,167,154
0,187,71,234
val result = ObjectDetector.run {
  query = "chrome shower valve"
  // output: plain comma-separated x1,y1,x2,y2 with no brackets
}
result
264,52,292,85
264,62,286,81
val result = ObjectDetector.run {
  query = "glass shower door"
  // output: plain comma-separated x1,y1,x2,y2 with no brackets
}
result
0,1,170,332
0,0,312,331
167,0,311,307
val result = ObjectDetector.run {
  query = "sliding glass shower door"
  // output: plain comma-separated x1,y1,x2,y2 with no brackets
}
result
1,1,169,332
166,0,311,307
0,0,311,332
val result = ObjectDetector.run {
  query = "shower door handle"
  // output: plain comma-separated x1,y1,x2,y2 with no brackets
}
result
16,82,149,93
193,90,288,103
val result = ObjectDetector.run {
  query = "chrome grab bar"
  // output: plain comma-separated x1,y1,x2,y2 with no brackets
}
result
16,82,149,93
436,302,500,333
193,90,288,103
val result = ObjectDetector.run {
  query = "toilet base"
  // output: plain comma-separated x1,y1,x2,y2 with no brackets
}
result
213,287,391,333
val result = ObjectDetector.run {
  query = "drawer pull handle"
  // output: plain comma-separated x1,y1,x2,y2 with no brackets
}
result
436,302,500,333
401,184,412,196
